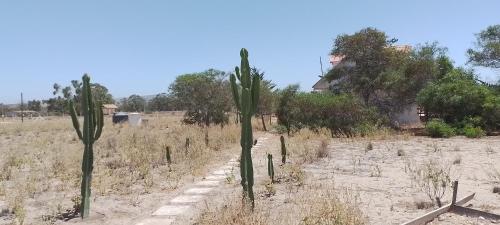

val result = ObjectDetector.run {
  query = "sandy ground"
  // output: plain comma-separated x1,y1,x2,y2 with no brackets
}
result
195,134,500,225
303,136,500,224
1,117,499,225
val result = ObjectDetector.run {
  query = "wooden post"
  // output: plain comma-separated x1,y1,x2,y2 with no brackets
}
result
451,181,458,206
20,92,24,123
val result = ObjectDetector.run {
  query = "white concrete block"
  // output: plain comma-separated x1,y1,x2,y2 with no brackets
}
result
170,195,204,204
184,187,214,195
152,205,191,216
136,218,174,225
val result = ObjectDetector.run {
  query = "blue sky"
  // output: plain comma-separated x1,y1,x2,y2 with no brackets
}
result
0,1,499,104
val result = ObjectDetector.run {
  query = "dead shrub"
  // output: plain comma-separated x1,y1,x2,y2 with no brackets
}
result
316,139,329,158
405,159,451,204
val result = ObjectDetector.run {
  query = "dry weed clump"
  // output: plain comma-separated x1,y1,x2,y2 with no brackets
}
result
286,129,331,164
197,199,269,225
300,189,365,225
405,159,452,203
197,188,365,225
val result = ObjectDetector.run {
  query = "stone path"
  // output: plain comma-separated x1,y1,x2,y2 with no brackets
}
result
135,136,269,225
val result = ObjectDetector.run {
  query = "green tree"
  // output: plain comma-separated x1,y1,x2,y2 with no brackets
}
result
169,69,232,126
417,68,499,130
27,100,42,112
326,28,450,120
467,24,500,68
251,68,276,131
326,27,399,103
289,92,377,137
91,83,114,104
149,93,176,111
276,84,300,135
121,95,146,112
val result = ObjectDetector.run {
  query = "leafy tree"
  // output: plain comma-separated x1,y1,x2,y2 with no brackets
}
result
47,80,114,114
467,24,500,68
289,92,378,137
326,27,399,104
251,68,276,131
276,84,300,135
326,28,450,121
27,100,42,112
169,69,232,126
382,43,452,110
417,68,499,131
149,93,177,111
119,95,146,112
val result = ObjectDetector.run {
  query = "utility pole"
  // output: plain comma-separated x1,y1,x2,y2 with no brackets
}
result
21,92,24,123
320,56,325,77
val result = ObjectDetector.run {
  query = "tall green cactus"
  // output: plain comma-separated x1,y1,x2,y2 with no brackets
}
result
69,74,103,219
280,135,287,164
230,48,260,209
267,154,274,183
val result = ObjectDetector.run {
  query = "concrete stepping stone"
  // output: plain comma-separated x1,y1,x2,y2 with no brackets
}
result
195,180,221,186
184,187,213,195
170,195,204,204
204,175,226,180
136,218,174,225
152,205,191,216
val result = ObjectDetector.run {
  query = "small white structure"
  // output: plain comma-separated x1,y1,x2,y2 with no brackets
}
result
128,113,142,126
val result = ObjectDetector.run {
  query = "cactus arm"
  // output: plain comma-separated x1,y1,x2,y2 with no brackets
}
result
94,103,103,141
230,74,241,112
240,49,251,88
81,76,91,146
235,66,241,81
69,100,83,140
251,74,260,114
84,75,96,139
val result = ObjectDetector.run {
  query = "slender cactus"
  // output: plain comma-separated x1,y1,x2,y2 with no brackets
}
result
267,154,274,183
165,146,172,164
280,135,286,164
69,74,103,219
185,137,190,155
230,48,260,209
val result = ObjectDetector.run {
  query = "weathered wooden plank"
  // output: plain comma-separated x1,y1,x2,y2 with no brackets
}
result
451,206,500,221
400,193,475,225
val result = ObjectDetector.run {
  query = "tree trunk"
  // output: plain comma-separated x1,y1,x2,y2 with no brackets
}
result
261,114,267,131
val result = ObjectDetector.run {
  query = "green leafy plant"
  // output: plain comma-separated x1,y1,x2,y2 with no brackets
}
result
425,119,455,138
462,125,485,138
69,74,104,218
230,48,260,209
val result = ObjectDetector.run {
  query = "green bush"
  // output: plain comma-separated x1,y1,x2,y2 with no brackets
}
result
462,125,485,138
417,69,499,131
425,119,455,138
285,93,378,137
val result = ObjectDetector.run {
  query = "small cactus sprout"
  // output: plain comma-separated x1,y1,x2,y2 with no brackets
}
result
185,137,190,155
230,48,260,209
280,135,287,164
69,74,104,219
267,154,274,183
165,146,172,164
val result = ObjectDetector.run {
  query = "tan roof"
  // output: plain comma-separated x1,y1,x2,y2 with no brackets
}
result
102,104,118,109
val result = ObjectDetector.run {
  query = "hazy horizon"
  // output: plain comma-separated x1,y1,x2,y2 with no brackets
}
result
1,1,499,104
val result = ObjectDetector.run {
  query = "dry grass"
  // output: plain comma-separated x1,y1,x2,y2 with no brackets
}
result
405,159,452,203
197,187,365,225
0,114,241,223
